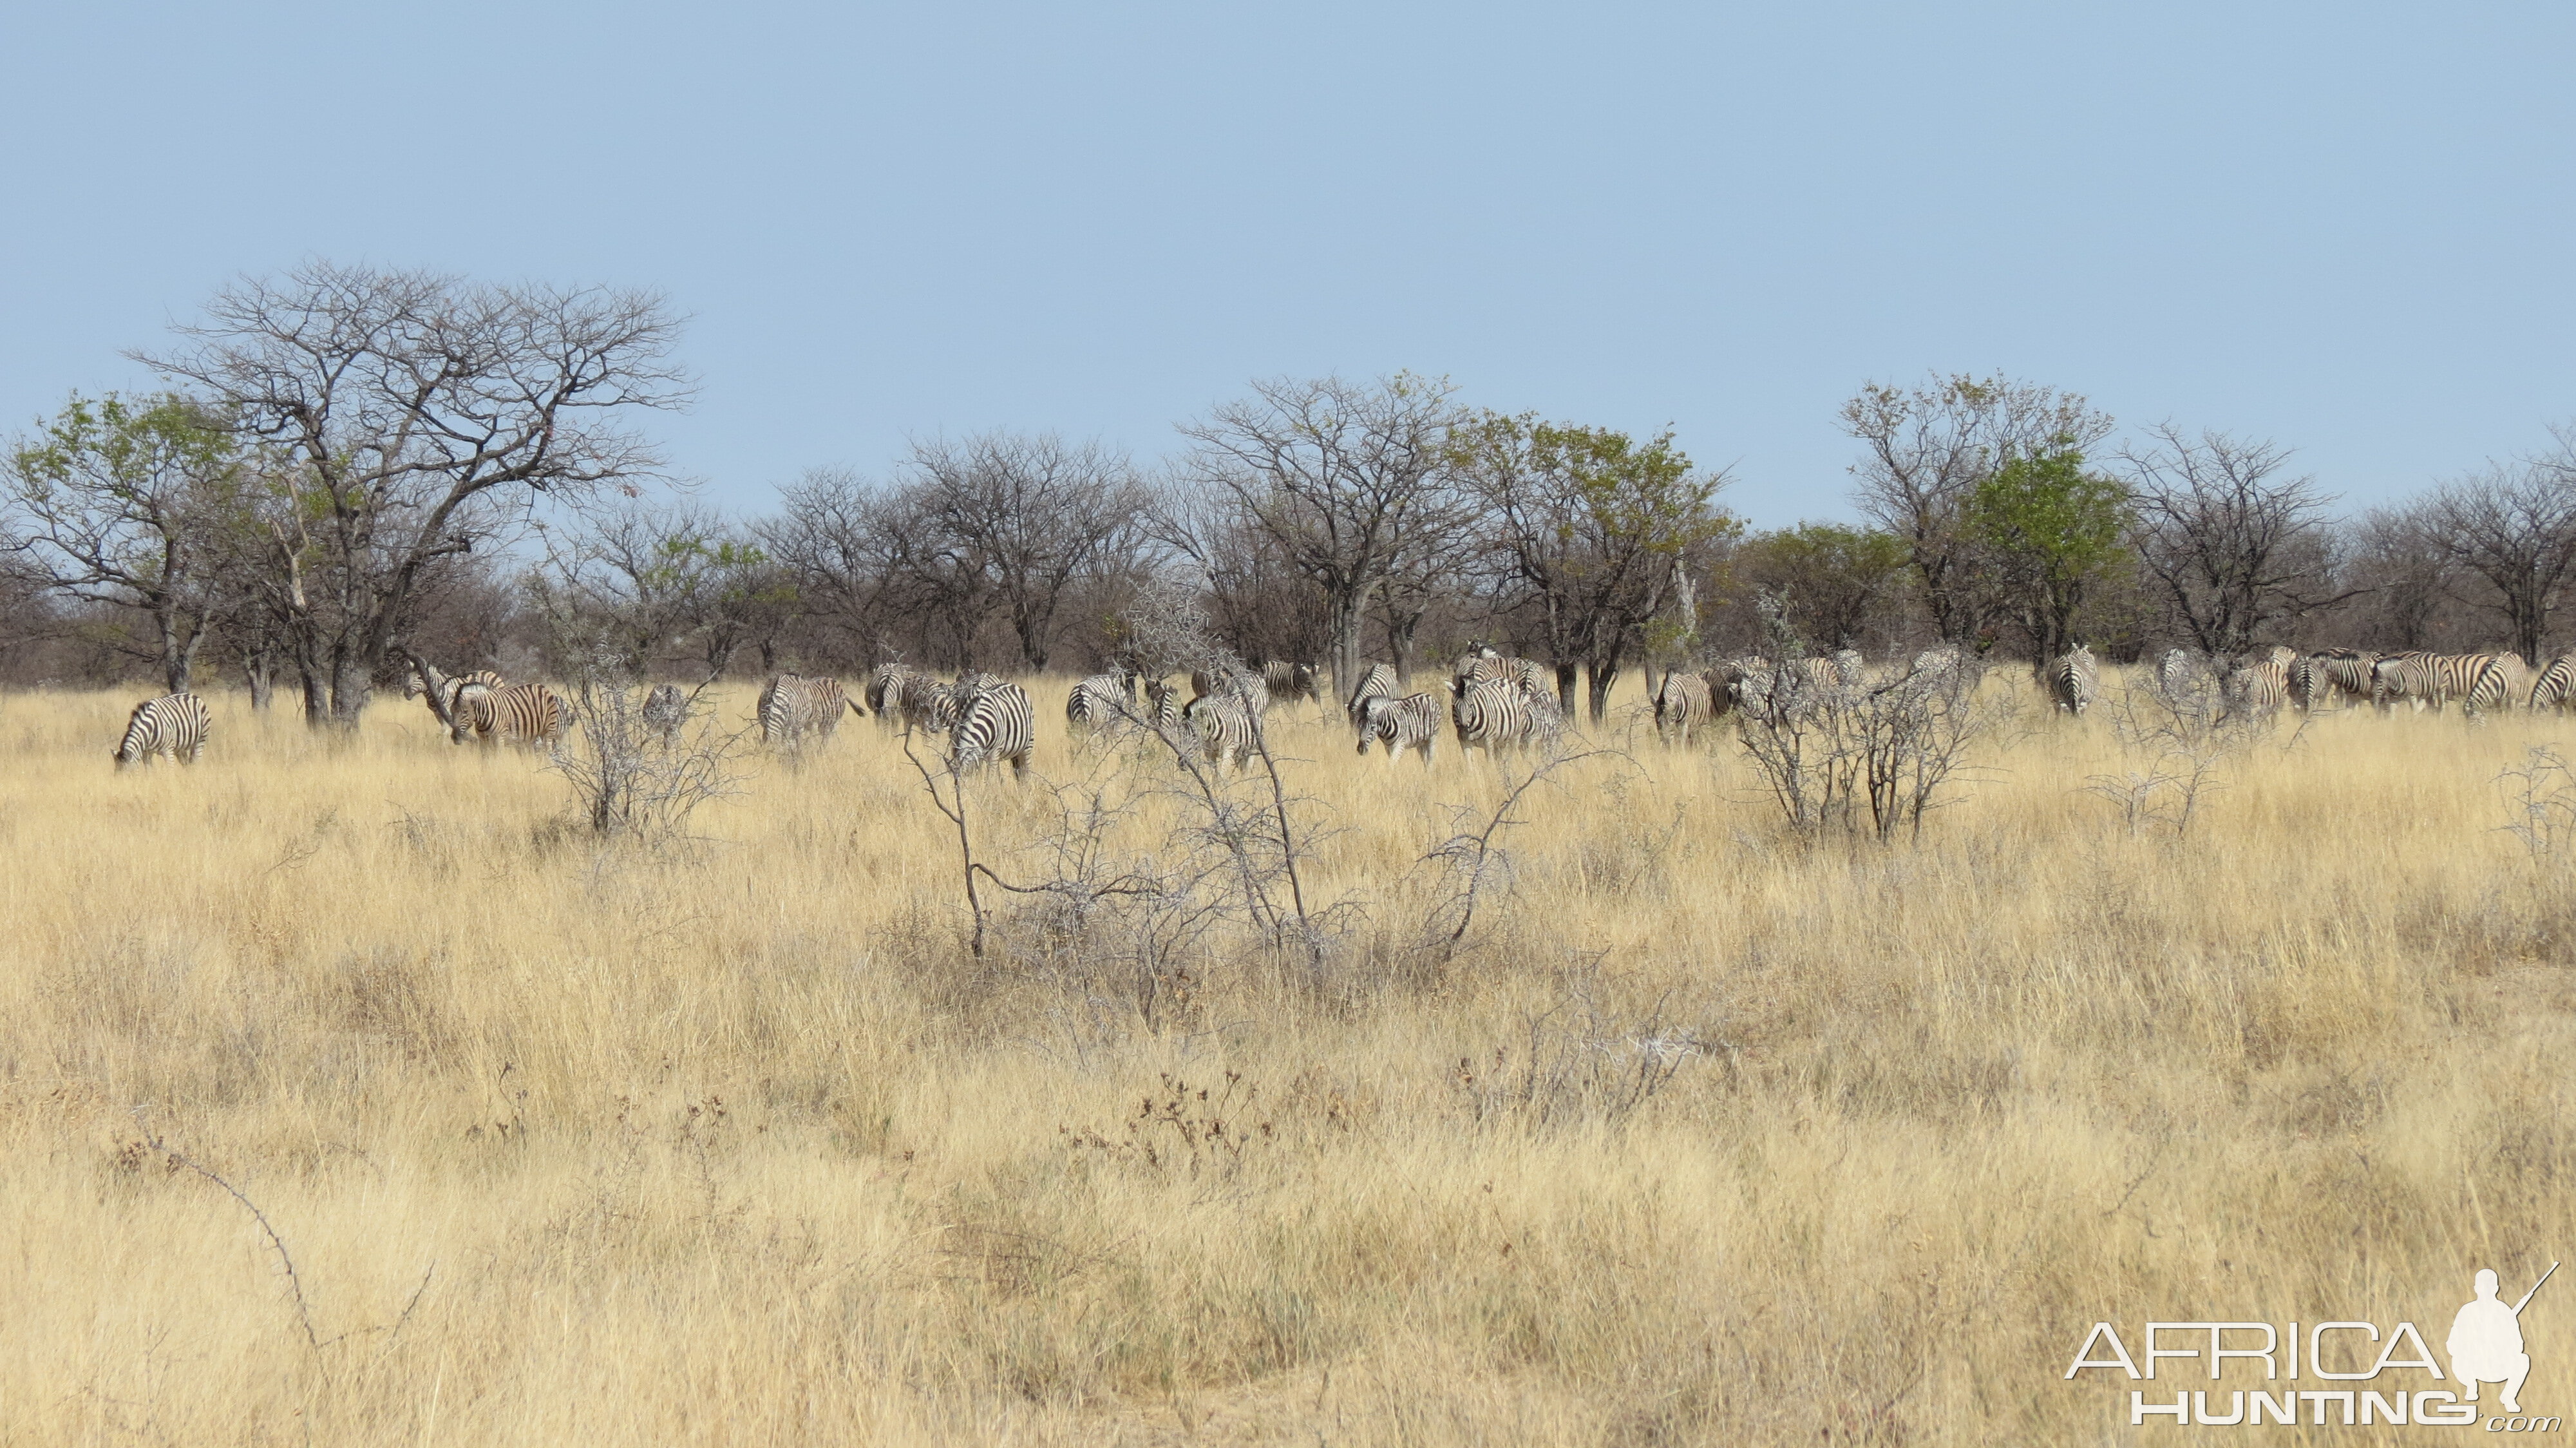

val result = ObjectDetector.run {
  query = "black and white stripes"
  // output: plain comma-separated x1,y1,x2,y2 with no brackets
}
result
113,692,211,768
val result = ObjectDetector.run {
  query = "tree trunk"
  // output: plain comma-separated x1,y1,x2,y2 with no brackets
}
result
1554,660,1579,717
329,651,371,729
245,647,275,711
1387,611,1421,687
1329,592,1368,712
1586,658,1620,725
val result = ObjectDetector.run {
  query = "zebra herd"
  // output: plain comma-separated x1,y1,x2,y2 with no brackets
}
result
104,636,2576,777
2037,643,2576,720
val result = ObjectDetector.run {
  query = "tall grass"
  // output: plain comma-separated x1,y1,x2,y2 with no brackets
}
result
3,679,2571,1443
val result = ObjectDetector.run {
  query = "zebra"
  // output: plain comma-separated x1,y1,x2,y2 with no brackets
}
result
902,676,963,736
1653,669,1716,746
1183,690,1259,774
2223,656,2289,720
459,682,567,747
2044,645,2099,715
949,677,1034,777
2533,655,2576,711
1142,676,1184,732
759,673,853,748
1452,675,1560,757
641,683,687,744
2465,653,2534,717
1343,662,1398,732
2286,655,2325,712
2374,652,2494,714
1461,652,1549,700
1191,665,1271,718
113,692,211,768
1260,661,1321,708
1065,671,1135,738
865,663,921,730
1356,691,1441,765
2307,649,2378,707
403,661,502,730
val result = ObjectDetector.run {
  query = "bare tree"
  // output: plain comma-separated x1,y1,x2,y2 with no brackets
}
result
904,432,1153,670
2117,424,2353,654
1842,373,2113,645
134,262,692,727
2397,430,2576,663
532,500,784,683
1175,374,1469,700
3,392,254,691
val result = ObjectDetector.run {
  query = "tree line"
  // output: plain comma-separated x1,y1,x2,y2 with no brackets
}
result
6,262,2575,725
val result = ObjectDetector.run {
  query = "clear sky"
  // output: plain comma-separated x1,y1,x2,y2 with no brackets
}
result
3,2,2570,528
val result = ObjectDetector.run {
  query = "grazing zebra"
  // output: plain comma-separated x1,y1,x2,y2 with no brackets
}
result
866,663,922,729
1182,690,1259,774
1343,662,1398,731
1452,676,1560,757
902,676,962,735
1065,671,1135,738
2044,645,2099,715
2465,653,2535,717
641,683,687,744
1356,691,1441,765
2374,652,2495,713
1653,669,1716,746
113,692,211,768
948,677,1034,777
1260,661,1321,707
2533,655,2576,711
759,673,852,748
459,682,567,747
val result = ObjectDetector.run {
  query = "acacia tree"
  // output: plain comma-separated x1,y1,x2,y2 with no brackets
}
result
3,392,255,691
135,262,691,727
1457,413,1735,721
1967,448,2130,667
1175,374,1469,698
2117,423,2351,655
1842,374,2113,644
2398,432,2576,663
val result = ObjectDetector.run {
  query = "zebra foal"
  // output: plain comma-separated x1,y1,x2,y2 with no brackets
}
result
113,692,211,768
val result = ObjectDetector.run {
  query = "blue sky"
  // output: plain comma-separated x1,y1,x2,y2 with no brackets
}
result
3,2,2570,528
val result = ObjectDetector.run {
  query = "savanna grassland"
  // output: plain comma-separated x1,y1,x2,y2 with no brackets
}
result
5,676,2575,1445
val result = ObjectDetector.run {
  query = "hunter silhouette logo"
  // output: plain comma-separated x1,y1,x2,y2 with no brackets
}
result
2454,1263,2555,1416
2066,1261,2560,1429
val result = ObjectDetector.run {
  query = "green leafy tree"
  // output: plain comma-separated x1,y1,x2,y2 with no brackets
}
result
3,392,255,691
1736,522,1912,652
1458,413,1738,721
1966,447,2130,667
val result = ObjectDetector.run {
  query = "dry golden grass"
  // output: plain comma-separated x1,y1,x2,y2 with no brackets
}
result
5,676,2575,1444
